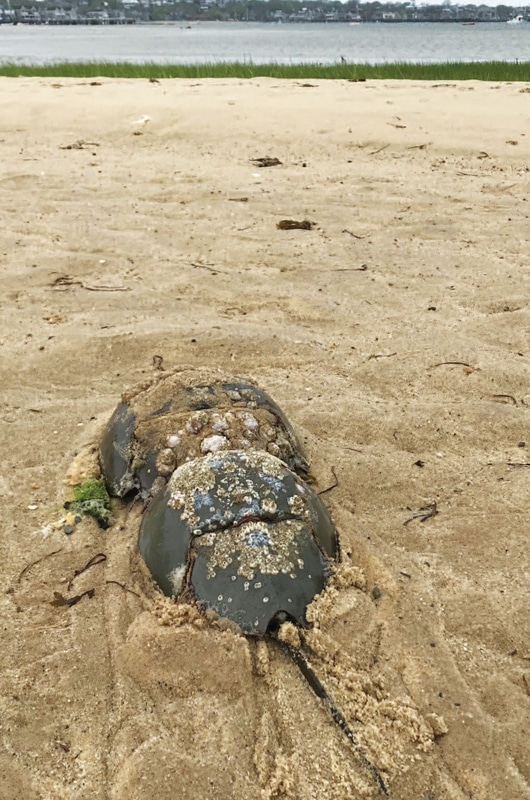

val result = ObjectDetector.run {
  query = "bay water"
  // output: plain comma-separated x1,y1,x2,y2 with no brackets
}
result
0,21,529,66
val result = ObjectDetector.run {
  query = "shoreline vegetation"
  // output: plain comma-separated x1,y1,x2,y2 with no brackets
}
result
0,60,529,80
1,1,529,25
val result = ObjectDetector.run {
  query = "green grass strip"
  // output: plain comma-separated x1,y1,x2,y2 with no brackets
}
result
0,60,529,81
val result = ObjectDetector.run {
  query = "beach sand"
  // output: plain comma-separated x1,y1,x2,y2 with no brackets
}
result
0,76,529,800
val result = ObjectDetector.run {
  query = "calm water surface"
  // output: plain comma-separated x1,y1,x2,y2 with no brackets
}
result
0,21,529,65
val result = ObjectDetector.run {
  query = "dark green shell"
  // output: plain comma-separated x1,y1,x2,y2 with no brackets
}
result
139,450,337,636
100,372,308,499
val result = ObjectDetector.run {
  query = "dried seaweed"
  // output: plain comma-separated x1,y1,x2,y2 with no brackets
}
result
60,140,100,150
277,219,314,231
67,553,107,591
368,352,397,360
251,157,282,168
51,274,129,292
51,589,95,608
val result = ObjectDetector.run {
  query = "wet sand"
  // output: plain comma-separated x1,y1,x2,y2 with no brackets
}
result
1,77,529,800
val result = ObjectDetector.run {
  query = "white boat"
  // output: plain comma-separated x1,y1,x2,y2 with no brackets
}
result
507,14,524,24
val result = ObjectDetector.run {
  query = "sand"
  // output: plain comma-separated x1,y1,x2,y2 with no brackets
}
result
0,76,529,800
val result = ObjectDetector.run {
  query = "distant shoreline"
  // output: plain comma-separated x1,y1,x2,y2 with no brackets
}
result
1,19,525,25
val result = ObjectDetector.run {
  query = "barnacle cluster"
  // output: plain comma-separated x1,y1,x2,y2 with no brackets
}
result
100,368,308,500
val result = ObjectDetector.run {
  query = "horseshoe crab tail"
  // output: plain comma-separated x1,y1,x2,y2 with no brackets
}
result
276,637,389,796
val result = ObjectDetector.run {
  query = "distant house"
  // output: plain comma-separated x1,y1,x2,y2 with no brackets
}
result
476,5,497,20
86,8,109,22
16,5,43,23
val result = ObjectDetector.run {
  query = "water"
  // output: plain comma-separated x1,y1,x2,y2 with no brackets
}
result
0,21,529,66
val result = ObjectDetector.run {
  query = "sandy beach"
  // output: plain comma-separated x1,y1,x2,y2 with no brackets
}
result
0,76,529,800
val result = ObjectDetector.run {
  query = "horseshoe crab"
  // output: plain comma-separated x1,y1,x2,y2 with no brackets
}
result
137,447,387,792
139,449,337,635
100,368,308,500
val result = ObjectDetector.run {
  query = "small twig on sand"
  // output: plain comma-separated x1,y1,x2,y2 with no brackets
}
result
334,264,368,272
404,502,438,526
430,361,472,369
191,262,227,274
342,229,365,239
318,467,339,496
491,394,518,406
17,549,63,583
106,580,141,598
368,352,397,360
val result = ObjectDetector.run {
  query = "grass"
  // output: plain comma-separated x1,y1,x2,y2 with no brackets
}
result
0,60,529,80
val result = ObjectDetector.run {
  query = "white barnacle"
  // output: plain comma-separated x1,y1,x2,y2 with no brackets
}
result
211,414,229,433
201,435,228,454
156,448,177,476
171,489,186,509
261,498,277,516
288,494,305,516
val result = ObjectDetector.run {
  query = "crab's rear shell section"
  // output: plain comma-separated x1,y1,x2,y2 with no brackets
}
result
139,450,337,636
100,369,308,499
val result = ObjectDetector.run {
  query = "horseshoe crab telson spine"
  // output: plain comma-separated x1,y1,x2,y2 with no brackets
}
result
277,637,389,796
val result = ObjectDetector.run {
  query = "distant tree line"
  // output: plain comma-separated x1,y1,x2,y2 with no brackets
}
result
1,0,528,25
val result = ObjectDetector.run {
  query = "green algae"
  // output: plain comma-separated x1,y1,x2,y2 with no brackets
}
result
70,479,111,529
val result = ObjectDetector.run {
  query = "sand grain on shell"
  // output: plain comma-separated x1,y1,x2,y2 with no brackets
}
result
1,77,529,800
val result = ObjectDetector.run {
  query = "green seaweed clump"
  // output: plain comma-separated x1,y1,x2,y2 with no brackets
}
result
70,479,111,529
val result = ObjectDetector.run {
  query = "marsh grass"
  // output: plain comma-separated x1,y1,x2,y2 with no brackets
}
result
0,60,529,81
